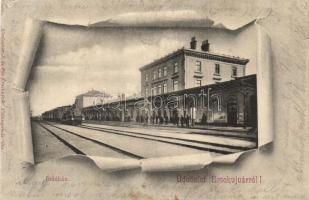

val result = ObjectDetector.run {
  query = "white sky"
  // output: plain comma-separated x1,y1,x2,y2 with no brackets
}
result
29,23,257,116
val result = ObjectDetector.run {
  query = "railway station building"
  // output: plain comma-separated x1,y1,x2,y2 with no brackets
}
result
83,74,257,127
139,37,249,97
74,89,112,110
82,38,256,127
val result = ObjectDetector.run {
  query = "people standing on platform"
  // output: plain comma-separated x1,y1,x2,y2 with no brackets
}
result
180,115,184,128
176,109,180,126
145,115,148,124
191,116,195,126
164,114,168,125
185,114,190,127
151,114,154,124
175,115,179,127
201,113,207,125
160,115,164,124
171,111,175,126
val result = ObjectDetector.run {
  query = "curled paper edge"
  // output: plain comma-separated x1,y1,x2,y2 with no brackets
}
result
212,150,255,164
209,8,272,30
89,10,214,28
42,8,272,31
141,153,213,172
255,22,274,147
32,151,250,172
13,18,45,91
14,14,273,172
87,156,141,172
54,155,141,172
306,43,309,135
141,150,254,172
13,91,34,165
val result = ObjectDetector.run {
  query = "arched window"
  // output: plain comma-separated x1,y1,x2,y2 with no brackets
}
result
210,95,221,111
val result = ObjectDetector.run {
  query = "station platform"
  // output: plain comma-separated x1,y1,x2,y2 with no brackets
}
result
82,120,257,141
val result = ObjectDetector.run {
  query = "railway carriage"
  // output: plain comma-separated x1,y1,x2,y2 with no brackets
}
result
42,105,83,125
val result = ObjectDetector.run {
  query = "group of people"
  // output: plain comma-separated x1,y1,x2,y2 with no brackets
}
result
172,114,194,127
84,109,199,128
134,113,195,128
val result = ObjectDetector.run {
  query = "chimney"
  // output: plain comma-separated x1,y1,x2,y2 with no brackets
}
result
190,37,197,49
201,40,210,52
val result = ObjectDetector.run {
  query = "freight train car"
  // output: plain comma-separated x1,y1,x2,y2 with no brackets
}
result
42,105,83,125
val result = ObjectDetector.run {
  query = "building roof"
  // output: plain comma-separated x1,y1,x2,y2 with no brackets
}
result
42,105,72,115
76,89,112,98
139,74,257,100
139,47,250,71
83,74,256,110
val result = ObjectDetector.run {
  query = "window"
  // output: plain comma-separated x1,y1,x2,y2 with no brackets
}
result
163,66,167,76
173,80,178,91
151,87,155,96
158,68,162,78
195,61,202,72
195,79,202,87
153,70,156,80
163,83,167,93
145,73,148,81
232,66,237,77
158,85,162,94
215,64,220,75
174,62,178,73
210,98,219,111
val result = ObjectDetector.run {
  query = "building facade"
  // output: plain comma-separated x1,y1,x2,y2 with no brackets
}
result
82,75,257,127
74,89,111,110
42,38,257,128
139,37,249,97
42,105,72,121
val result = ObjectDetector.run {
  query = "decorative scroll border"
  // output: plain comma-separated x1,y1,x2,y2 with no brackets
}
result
11,11,273,172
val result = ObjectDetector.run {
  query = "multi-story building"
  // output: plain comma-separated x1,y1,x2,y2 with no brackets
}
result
74,89,111,110
42,38,257,127
139,37,249,97
82,75,257,127
80,38,256,127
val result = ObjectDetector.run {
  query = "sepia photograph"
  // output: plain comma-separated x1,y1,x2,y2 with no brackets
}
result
28,22,258,163
2,0,308,199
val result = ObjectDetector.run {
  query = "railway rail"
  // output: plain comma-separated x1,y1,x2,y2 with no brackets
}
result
42,121,256,155
38,122,144,159
78,125,252,154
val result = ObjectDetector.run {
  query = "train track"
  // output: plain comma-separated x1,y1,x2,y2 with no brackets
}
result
39,123,86,155
79,124,255,152
190,131,256,142
86,121,256,141
43,122,255,155
38,122,144,159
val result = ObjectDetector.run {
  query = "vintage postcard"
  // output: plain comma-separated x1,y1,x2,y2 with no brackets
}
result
2,1,306,200
12,17,272,172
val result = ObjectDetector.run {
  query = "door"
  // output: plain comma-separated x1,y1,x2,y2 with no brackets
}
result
249,95,257,127
227,97,238,126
